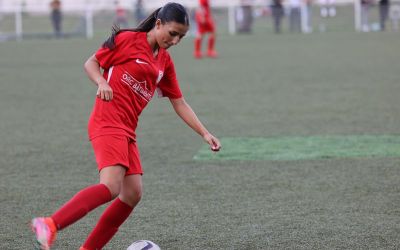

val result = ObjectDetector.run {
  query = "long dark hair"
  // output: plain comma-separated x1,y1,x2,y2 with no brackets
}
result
103,2,189,50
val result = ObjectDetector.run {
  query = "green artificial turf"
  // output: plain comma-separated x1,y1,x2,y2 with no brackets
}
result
194,135,400,161
1,7,400,249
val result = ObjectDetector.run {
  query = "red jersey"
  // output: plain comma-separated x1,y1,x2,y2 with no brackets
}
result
88,31,182,141
200,0,210,8
196,0,214,32
199,0,211,18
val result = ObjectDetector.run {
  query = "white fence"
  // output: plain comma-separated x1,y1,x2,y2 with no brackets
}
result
1,0,398,41
0,0,356,12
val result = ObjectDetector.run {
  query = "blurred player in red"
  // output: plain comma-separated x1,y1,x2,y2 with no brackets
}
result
194,0,218,58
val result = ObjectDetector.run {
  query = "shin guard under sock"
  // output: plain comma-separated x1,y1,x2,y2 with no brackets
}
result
208,36,215,52
194,37,202,53
82,198,133,250
51,184,112,230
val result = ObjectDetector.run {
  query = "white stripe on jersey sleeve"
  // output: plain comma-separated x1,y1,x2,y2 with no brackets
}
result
107,66,114,83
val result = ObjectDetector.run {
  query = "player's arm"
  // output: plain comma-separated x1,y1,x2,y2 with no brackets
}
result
84,54,113,101
170,97,221,152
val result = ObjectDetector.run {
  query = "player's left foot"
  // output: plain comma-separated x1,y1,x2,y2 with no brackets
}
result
31,217,57,250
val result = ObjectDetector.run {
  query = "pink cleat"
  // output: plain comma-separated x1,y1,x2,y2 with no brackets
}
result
31,217,57,250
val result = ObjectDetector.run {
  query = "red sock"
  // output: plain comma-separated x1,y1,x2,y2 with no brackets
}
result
82,198,133,250
208,35,215,52
51,184,112,230
194,37,202,53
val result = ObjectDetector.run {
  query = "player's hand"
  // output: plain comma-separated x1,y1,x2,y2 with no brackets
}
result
97,81,113,101
203,133,221,152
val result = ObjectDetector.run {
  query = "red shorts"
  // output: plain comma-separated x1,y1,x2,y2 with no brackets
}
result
195,13,215,33
197,20,215,33
91,135,142,175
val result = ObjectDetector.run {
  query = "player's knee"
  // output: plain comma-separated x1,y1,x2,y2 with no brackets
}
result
102,181,123,199
122,187,142,207
129,187,143,204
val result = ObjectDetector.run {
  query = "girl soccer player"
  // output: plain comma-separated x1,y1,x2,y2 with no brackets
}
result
194,0,218,58
31,3,221,250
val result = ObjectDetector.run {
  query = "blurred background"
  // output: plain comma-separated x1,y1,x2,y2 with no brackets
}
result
0,0,399,41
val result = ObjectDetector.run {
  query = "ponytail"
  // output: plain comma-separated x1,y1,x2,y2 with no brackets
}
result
135,7,162,32
102,8,161,50
102,3,189,50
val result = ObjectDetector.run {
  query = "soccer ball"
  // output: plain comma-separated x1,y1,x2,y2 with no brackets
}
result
127,240,161,250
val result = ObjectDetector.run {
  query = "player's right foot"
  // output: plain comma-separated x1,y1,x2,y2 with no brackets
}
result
31,217,57,250
207,50,218,58
194,51,202,59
